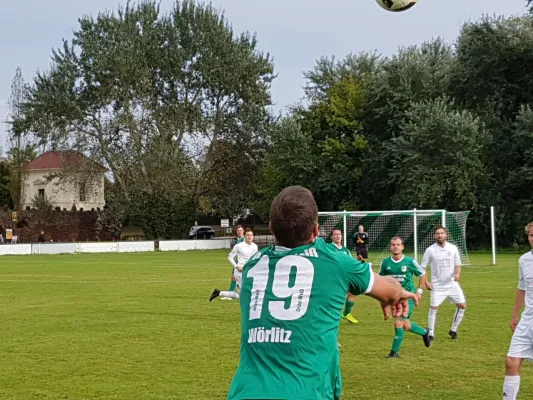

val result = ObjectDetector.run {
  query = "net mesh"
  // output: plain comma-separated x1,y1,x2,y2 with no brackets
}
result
318,210,471,266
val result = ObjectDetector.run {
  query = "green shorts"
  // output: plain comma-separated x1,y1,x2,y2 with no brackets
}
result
399,298,415,321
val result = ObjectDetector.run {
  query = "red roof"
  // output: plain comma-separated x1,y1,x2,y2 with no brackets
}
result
23,151,107,172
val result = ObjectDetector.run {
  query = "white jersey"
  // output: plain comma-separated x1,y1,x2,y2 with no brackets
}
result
518,251,533,325
228,241,258,268
421,242,461,289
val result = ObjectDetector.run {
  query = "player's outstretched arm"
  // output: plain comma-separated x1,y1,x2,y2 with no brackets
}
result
510,289,525,332
367,274,419,320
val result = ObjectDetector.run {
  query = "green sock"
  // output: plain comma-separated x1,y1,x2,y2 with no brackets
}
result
391,328,404,353
409,322,427,336
343,299,354,315
228,279,236,291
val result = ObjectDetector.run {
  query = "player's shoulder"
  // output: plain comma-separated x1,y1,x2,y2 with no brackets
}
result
381,255,392,264
519,251,533,265
445,242,459,250
248,245,270,260
402,254,416,263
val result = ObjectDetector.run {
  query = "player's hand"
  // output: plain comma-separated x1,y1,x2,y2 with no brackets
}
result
416,292,422,300
356,255,364,261
236,265,243,272
231,275,236,282
454,275,460,282
425,281,433,291
510,317,519,332
381,289,418,320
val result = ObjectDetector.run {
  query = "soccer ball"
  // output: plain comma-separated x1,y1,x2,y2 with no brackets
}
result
375,0,418,12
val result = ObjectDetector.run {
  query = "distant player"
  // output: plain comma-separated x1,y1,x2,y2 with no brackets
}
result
502,222,533,400
421,226,466,341
210,228,258,301
330,228,358,324
225,186,418,400
225,225,245,297
354,224,369,260
379,237,432,358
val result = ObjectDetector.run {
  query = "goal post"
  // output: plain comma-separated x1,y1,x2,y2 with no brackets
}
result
318,209,471,266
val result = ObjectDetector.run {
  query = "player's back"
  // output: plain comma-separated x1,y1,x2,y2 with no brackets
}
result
227,238,372,400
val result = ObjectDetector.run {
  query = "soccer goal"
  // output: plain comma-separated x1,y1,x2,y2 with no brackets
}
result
318,209,471,266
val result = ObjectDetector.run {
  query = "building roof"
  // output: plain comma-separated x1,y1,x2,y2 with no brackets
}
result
23,151,107,172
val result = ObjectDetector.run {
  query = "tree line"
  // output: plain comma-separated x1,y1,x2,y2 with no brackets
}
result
4,0,533,247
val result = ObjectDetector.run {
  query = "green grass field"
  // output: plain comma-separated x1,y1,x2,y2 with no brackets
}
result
0,250,530,399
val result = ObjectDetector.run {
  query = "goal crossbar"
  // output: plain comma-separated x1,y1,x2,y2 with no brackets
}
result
318,209,470,266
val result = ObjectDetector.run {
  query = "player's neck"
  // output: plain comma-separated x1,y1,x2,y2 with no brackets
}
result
274,237,314,249
436,241,447,248
333,242,342,248
392,254,403,261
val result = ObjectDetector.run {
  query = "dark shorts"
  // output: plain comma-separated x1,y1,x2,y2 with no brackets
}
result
356,246,368,259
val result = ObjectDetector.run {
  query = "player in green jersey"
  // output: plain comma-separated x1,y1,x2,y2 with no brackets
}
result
379,236,432,358
330,228,358,324
226,186,418,400
226,225,245,295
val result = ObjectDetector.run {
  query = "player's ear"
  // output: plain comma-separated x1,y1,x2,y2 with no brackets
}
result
312,223,319,238
268,221,273,234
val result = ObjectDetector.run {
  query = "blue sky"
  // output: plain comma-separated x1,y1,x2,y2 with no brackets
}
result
0,0,527,152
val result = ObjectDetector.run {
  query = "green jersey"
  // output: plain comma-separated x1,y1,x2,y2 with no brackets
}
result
329,243,353,258
227,237,374,400
235,236,244,244
378,255,424,293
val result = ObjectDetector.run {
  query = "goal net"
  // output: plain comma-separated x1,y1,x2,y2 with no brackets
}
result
318,209,470,266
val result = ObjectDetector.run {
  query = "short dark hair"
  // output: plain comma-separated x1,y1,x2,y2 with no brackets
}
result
390,236,404,245
236,225,244,230
244,228,253,234
270,186,318,248
331,228,342,236
434,225,448,234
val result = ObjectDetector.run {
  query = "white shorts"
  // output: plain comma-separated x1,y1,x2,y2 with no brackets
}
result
507,322,533,361
430,283,466,307
233,268,242,288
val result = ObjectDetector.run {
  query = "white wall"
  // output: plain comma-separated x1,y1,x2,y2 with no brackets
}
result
159,239,233,251
0,239,232,256
23,170,105,210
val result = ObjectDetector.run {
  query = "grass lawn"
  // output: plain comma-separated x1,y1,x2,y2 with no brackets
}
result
0,250,529,399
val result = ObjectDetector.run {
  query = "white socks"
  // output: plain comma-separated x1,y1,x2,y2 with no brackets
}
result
503,375,520,399
220,291,239,299
428,308,437,336
451,308,465,332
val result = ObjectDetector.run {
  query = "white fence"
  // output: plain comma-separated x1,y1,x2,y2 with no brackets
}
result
0,239,234,256
159,239,233,252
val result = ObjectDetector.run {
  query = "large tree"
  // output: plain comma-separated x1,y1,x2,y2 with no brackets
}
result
450,15,533,245
6,67,37,210
386,96,486,211
255,76,366,214
16,0,274,237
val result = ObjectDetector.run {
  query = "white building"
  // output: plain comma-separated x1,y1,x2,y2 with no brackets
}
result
22,151,106,210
